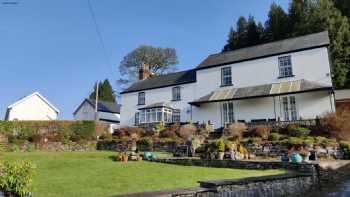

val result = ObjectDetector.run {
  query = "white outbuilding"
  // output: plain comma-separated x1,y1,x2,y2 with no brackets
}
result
4,92,59,121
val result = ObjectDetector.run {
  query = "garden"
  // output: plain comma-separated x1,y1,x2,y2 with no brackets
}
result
0,109,350,196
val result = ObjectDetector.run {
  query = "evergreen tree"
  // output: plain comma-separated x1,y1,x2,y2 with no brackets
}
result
264,3,291,41
334,0,350,18
305,0,350,88
246,16,261,46
89,79,116,103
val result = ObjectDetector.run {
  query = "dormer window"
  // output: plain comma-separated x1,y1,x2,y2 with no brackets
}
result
138,92,145,105
172,86,181,101
278,56,293,78
221,67,232,86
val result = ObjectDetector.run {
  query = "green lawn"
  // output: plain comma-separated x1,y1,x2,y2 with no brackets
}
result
1,151,286,197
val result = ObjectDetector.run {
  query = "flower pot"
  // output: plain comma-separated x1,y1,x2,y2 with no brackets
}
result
218,152,225,160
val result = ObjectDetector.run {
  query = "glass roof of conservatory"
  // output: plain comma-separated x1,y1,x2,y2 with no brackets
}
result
189,79,332,106
138,102,174,110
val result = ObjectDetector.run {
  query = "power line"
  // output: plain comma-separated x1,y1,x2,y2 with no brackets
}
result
87,0,115,80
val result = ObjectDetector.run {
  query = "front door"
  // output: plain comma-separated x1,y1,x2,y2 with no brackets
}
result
282,96,298,121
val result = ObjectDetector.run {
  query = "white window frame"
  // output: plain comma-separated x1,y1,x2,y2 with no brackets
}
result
172,110,181,122
138,92,145,105
221,67,232,86
172,86,181,101
278,56,293,78
281,95,298,121
222,101,235,124
136,107,176,124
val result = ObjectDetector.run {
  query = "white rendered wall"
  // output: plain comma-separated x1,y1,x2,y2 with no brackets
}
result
195,47,332,99
74,101,120,123
7,95,58,120
121,83,196,127
73,101,95,120
121,47,334,128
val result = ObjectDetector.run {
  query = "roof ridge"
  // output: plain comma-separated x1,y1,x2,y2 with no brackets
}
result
208,31,329,57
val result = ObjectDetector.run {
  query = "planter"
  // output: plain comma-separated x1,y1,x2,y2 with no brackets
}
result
218,152,225,160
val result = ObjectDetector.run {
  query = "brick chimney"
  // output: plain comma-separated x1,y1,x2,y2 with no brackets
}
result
139,63,151,80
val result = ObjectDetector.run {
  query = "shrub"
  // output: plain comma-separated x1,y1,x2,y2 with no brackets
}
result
70,121,96,141
216,139,225,152
323,109,350,141
253,125,271,139
287,137,304,145
0,161,36,197
153,122,166,136
177,124,197,139
303,136,315,146
293,127,311,137
137,137,153,151
225,122,247,141
269,133,282,141
160,124,179,139
340,141,350,159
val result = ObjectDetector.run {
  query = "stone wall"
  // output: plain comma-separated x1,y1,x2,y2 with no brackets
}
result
112,159,350,197
114,174,316,197
152,158,316,173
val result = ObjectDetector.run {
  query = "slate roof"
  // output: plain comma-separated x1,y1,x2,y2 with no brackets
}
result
190,79,332,106
121,69,196,94
196,31,330,70
73,99,121,114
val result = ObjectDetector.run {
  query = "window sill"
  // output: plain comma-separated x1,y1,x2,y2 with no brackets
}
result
220,84,233,87
278,75,295,79
171,99,181,102
137,104,145,106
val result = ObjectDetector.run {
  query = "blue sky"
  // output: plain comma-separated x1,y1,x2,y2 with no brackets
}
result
0,0,288,119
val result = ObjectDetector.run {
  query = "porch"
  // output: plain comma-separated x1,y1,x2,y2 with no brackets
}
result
189,79,334,128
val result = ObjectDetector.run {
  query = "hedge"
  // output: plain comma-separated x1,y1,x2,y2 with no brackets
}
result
0,120,103,143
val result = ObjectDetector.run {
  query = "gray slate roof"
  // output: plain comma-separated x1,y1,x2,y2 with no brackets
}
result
196,31,330,70
190,79,332,105
121,70,196,94
86,99,121,113
73,99,121,114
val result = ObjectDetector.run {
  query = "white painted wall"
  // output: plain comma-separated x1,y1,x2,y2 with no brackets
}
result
74,101,120,123
74,101,95,120
7,95,58,120
121,83,196,126
121,47,334,128
195,47,332,99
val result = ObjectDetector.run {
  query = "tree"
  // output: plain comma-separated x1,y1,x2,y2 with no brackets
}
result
118,45,178,88
89,79,116,103
264,3,291,41
334,0,350,18
246,16,262,46
305,0,350,88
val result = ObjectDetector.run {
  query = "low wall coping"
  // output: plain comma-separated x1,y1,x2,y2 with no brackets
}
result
110,187,214,197
199,173,313,188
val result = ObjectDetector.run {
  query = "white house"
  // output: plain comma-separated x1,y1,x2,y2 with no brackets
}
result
5,92,59,121
120,31,335,129
73,99,121,132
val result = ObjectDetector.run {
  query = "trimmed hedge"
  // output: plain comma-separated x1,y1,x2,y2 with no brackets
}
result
0,120,102,143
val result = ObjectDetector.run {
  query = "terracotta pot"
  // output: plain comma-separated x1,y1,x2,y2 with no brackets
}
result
122,154,128,162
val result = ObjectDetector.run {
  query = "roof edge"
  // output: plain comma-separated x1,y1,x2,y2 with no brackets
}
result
195,44,329,71
8,92,60,113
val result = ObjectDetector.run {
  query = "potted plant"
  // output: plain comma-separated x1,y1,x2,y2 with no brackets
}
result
216,139,225,160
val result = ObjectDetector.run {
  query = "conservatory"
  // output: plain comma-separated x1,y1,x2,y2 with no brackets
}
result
135,102,180,125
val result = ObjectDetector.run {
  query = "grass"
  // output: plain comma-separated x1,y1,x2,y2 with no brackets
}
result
1,151,287,197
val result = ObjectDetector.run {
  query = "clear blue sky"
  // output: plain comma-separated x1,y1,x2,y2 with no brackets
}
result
0,0,288,120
